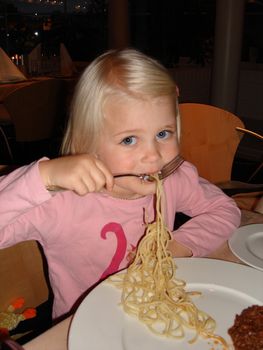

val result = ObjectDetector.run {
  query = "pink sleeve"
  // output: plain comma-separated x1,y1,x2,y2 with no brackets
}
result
166,162,241,256
0,158,51,231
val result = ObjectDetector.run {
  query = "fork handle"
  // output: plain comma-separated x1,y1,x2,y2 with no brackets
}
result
113,174,142,179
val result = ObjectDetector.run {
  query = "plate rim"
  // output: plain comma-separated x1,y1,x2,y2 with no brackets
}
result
228,223,263,270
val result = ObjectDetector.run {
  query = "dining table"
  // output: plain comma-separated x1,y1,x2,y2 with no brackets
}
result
22,208,263,350
0,77,53,101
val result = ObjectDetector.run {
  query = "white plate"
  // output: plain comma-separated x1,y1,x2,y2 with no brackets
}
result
68,258,263,350
228,224,263,271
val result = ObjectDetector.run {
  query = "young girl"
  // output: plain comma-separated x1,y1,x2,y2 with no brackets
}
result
0,49,240,320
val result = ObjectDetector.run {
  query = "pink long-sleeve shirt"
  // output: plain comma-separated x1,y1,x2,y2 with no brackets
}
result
0,159,240,319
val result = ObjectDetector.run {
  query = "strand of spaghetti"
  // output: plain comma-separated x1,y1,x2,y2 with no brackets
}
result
109,175,229,349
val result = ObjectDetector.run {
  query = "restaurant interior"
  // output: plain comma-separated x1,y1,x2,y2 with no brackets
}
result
0,0,262,181
0,0,262,349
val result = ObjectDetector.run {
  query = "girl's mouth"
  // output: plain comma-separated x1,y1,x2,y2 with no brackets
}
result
114,171,161,182
138,172,161,182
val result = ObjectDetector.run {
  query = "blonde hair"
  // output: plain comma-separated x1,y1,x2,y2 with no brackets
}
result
61,48,180,155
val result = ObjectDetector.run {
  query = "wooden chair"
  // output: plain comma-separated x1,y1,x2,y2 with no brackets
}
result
0,241,49,311
2,79,65,143
0,241,52,342
179,103,245,184
179,103,263,196
0,78,67,163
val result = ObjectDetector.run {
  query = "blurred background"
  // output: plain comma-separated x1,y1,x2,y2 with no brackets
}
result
0,0,262,182
1,0,263,65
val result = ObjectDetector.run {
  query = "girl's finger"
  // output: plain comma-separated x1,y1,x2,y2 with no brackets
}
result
95,161,114,191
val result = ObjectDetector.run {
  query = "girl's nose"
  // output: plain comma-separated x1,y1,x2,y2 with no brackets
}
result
141,143,161,163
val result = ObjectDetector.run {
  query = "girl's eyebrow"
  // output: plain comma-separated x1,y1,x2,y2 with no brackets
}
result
162,123,177,129
113,129,141,137
157,124,177,132
113,124,177,137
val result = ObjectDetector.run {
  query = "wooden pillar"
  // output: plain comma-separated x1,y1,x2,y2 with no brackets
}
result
108,0,130,49
211,0,245,113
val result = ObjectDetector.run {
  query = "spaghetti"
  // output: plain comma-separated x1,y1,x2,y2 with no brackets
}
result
110,175,229,348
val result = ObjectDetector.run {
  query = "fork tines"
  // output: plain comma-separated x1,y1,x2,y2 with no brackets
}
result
159,155,184,180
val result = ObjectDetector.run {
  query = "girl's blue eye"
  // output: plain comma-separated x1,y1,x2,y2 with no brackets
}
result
121,136,136,145
157,130,170,140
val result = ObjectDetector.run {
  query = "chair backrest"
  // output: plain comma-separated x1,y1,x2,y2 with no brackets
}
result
0,240,49,311
179,103,245,184
3,78,66,142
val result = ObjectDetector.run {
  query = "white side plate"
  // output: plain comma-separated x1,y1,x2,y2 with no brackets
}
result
228,224,263,270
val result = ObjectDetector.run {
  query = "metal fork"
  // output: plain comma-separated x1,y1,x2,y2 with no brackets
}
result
113,154,184,181
47,155,185,191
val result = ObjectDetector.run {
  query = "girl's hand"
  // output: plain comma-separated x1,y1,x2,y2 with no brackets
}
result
39,155,114,195
168,239,193,257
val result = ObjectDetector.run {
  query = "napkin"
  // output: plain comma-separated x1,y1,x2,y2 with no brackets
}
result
0,47,27,83
60,43,77,77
